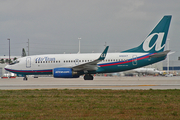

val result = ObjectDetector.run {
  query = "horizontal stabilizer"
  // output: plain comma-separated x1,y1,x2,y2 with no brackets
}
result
168,51,175,55
149,50,170,58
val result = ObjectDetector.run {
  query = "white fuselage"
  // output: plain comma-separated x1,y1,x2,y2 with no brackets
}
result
5,52,147,72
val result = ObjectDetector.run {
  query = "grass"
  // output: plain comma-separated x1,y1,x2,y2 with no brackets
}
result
0,89,180,119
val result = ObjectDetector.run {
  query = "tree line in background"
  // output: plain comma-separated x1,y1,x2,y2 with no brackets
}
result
0,57,17,64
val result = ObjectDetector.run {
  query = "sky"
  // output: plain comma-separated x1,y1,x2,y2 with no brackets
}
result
0,0,180,61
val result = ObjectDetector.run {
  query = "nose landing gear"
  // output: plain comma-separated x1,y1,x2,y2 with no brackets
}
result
23,75,28,81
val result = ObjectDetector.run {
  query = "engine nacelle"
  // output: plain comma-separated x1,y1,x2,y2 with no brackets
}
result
53,68,79,78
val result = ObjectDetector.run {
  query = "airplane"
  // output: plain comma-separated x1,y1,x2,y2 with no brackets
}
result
125,67,161,76
5,15,172,80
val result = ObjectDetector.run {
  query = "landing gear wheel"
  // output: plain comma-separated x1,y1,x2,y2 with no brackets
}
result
84,74,93,80
23,75,28,81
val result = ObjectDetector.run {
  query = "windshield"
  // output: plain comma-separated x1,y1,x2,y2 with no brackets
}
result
10,60,20,65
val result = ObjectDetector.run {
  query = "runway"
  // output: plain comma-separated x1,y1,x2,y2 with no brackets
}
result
0,76,180,90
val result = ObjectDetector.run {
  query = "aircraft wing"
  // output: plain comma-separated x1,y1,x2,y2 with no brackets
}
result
72,46,109,71
149,50,170,58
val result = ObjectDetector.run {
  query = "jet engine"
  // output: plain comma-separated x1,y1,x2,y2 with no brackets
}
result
53,68,79,78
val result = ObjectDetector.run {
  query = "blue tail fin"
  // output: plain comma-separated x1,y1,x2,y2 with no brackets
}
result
122,15,172,53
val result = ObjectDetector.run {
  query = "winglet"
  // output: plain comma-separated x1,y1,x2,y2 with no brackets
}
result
97,46,109,60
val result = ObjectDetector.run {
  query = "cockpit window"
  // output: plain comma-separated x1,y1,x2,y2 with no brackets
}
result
10,60,20,65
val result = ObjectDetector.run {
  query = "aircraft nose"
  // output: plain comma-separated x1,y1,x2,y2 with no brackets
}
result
4,65,11,71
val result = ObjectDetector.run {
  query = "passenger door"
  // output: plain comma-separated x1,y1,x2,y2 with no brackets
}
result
132,55,137,65
26,57,31,68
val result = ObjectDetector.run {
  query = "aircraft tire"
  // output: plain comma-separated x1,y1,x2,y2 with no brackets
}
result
23,76,28,81
84,74,93,80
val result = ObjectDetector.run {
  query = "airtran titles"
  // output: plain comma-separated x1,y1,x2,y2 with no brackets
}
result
35,57,55,62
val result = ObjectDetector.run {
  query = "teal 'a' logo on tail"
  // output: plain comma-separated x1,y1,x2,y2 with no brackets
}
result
122,15,172,53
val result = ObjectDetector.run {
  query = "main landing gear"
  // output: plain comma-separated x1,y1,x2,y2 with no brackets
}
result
23,75,28,81
84,74,93,80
